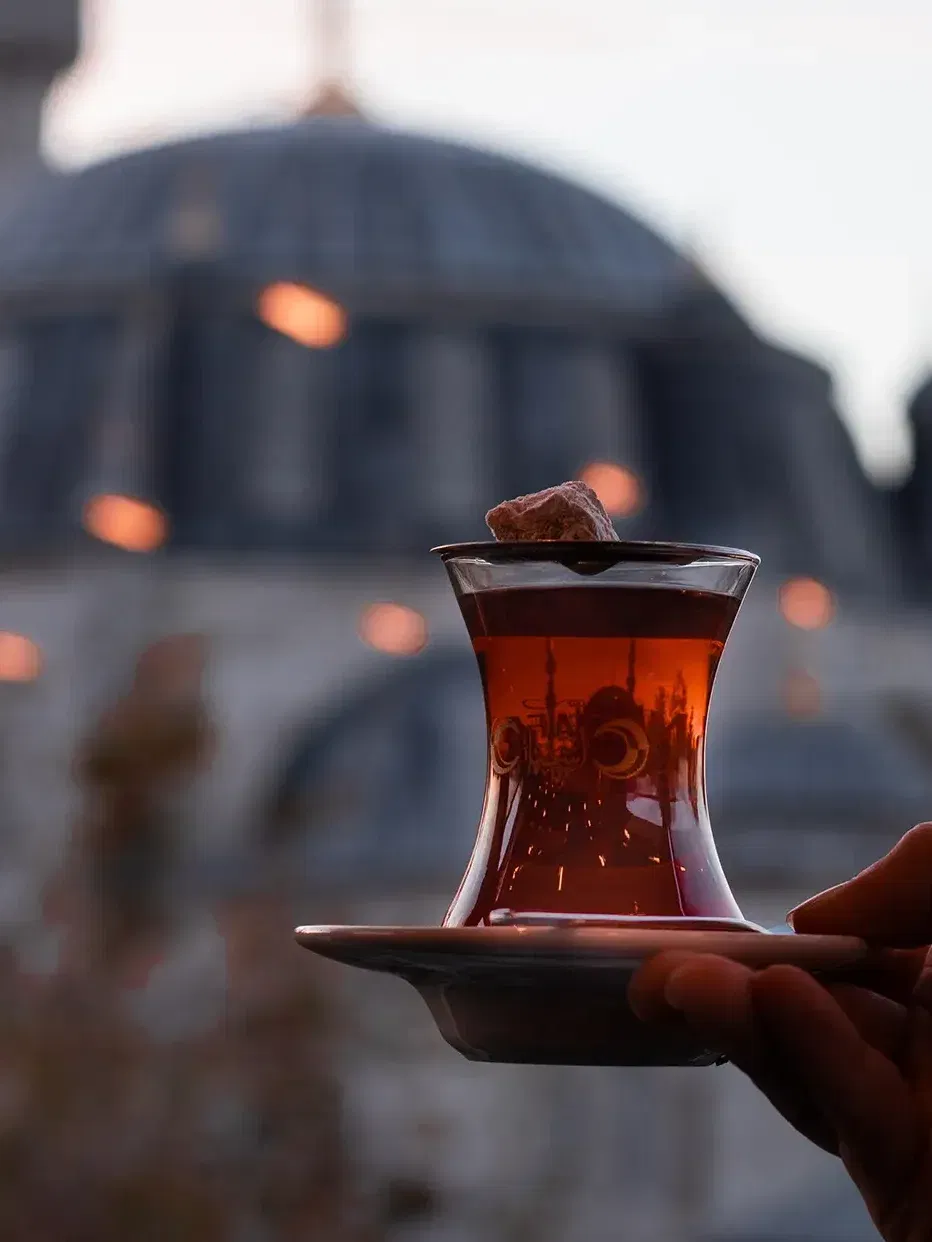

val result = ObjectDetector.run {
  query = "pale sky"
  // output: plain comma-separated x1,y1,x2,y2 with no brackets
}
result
43,0,932,481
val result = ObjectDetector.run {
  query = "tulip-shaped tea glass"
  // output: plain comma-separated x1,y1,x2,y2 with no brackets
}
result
439,540,759,931
298,541,873,1065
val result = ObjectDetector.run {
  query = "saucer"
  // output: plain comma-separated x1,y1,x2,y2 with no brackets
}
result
295,923,872,1067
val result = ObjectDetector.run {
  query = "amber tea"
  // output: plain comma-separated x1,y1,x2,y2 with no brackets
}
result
444,579,746,927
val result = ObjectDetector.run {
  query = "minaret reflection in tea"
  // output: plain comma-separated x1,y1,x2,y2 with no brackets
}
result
444,481,744,927
449,584,739,923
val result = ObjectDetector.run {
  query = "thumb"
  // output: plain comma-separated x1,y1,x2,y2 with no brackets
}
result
789,823,932,946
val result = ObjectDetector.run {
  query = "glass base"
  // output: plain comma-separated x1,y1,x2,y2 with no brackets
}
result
487,909,765,933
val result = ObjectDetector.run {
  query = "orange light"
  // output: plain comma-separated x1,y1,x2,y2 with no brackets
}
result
779,578,835,630
359,603,428,657
257,282,347,349
83,495,168,553
0,633,41,682
580,462,644,518
784,669,821,718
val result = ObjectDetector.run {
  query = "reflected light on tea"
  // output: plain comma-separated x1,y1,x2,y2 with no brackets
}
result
83,494,168,553
257,282,347,349
359,603,428,656
779,578,834,630
580,462,643,518
0,633,41,682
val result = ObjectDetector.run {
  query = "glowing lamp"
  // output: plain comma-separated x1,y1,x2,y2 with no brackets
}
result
257,283,347,349
359,603,428,656
779,578,834,630
0,633,41,682
83,495,168,553
580,462,644,518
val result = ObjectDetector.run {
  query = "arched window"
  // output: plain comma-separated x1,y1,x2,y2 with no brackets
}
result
266,650,485,891
326,320,412,549
492,328,583,496
408,328,489,538
249,328,333,524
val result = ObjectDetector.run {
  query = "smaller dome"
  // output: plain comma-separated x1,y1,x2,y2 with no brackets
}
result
709,715,928,882
712,715,932,820
265,649,484,893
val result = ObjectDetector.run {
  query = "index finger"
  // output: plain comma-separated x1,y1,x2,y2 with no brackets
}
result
630,952,839,1154
789,823,932,947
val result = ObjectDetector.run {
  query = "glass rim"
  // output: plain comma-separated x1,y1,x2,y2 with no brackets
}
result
431,540,761,568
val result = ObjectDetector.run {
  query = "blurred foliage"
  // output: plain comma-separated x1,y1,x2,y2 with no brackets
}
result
0,634,384,1241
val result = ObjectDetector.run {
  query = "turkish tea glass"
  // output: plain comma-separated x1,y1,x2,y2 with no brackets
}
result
435,541,759,931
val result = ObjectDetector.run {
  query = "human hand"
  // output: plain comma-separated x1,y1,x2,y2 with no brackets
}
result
628,824,932,1242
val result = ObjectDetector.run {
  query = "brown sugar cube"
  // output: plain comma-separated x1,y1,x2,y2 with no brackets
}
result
486,480,618,542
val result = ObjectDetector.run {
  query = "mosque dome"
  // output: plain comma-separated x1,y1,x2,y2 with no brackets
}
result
0,115,751,555
0,112,893,597
265,648,483,894
0,117,699,317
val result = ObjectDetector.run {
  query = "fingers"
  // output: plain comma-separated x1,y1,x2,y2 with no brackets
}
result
659,954,755,1049
632,950,928,1221
629,953,838,1153
826,983,909,1064
751,966,922,1198
832,947,927,1006
789,823,932,946
628,951,707,1023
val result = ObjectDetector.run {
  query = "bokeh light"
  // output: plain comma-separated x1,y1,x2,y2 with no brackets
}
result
778,578,835,630
359,603,428,656
783,668,821,718
83,495,168,553
580,462,644,518
257,283,347,349
0,633,41,682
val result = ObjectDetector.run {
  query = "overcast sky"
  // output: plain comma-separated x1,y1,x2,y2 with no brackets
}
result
44,0,932,480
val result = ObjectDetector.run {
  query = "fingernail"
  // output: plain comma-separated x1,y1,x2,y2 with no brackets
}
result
786,901,811,928
787,880,847,929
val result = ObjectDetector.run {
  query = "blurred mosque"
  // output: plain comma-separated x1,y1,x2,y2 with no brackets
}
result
0,3,914,1242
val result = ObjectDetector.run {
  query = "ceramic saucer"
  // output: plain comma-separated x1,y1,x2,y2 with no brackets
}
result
295,923,873,1067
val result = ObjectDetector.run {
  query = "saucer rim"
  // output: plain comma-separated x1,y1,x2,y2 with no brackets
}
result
294,923,870,972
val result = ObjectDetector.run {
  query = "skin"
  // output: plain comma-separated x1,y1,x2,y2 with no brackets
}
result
628,822,932,1242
